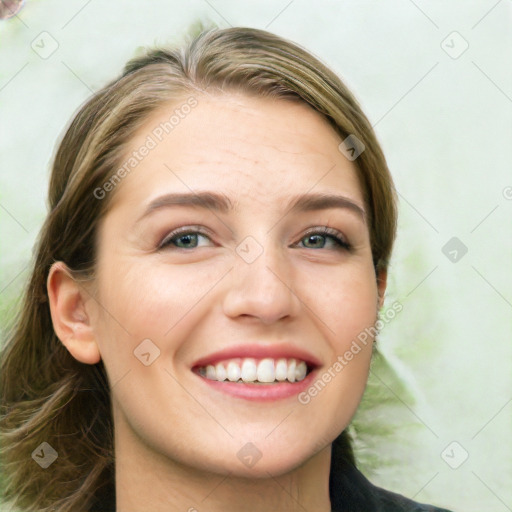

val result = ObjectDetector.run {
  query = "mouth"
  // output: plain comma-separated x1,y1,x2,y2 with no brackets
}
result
193,357,313,384
190,345,321,401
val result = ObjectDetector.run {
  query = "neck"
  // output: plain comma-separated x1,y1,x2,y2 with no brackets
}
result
114,425,333,512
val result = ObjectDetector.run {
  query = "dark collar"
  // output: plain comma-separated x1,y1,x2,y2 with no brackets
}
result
329,431,454,512
329,430,382,511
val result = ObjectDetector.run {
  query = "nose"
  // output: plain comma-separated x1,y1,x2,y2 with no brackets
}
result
222,241,301,325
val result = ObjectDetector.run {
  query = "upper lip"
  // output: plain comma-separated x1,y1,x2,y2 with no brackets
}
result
191,343,322,369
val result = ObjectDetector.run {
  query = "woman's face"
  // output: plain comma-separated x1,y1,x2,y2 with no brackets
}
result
88,92,383,477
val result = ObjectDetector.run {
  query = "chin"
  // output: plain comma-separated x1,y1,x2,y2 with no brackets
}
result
160,435,321,480
228,434,329,479
220,450,315,480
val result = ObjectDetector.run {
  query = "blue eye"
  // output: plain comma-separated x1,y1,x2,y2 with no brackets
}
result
299,228,351,251
159,228,212,250
158,226,350,251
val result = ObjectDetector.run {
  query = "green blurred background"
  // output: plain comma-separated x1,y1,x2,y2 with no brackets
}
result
1,1,511,511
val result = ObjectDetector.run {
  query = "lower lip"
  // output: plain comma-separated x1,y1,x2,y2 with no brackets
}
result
194,369,319,401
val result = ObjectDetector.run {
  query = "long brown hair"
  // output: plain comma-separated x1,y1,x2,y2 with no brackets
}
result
0,25,397,512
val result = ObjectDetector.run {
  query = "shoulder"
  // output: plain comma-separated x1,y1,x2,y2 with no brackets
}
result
329,432,454,512
329,460,454,512
372,484,455,512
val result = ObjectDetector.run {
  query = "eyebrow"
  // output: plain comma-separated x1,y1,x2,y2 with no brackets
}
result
286,193,365,220
137,191,365,222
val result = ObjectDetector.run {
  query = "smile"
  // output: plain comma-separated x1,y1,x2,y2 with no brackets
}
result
190,343,321,401
196,357,309,383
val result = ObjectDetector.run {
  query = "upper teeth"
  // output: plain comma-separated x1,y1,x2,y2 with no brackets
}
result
198,358,308,383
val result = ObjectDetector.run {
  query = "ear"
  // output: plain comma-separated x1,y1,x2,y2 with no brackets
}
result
376,268,388,310
47,262,101,364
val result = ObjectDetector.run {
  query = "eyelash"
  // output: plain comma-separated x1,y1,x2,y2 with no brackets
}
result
298,227,351,251
158,226,351,251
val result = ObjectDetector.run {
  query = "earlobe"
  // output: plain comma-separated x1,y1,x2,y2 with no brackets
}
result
376,268,388,309
47,262,101,365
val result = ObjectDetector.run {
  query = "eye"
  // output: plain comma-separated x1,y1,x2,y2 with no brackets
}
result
157,226,350,251
158,226,213,250
298,227,351,251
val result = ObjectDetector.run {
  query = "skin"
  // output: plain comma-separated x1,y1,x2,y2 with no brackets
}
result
48,91,386,512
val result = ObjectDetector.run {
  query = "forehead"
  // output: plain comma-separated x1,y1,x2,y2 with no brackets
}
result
109,92,363,211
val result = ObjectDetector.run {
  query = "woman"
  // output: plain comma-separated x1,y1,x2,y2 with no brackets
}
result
0,26,454,512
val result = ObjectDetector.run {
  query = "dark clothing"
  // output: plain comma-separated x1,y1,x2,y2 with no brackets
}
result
329,431,454,512
92,431,454,511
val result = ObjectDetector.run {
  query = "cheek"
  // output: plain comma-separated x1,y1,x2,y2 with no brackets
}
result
294,262,378,406
92,258,217,361
97,257,207,325
295,262,379,346
291,264,378,449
